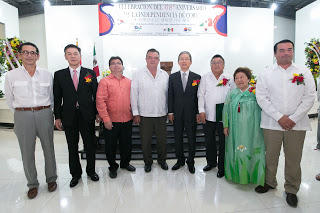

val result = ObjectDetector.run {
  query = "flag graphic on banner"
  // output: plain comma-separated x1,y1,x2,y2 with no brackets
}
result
93,45,100,77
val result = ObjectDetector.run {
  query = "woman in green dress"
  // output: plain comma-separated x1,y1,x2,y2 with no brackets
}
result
222,67,265,186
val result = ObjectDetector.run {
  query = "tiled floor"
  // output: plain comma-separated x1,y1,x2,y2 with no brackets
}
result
0,118,320,213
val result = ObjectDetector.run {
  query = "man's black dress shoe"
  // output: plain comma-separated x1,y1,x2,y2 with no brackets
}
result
89,173,99,181
188,164,195,174
70,177,80,188
122,164,136,172
144,165,152,173
203,164,216,172
159,162,168,170
255,183,275,193
286,192,298,207
109,170,117,179
217,170,224,178
172,162,185,171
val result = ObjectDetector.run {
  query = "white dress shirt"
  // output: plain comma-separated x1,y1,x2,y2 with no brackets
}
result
5,65,54,112
131,66,169,117
256,62,316,131
198,71,235,122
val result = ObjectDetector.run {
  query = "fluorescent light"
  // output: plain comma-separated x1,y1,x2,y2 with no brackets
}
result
211,0,216,3
44,0,51,7
113,0,118,2
271,3,277,10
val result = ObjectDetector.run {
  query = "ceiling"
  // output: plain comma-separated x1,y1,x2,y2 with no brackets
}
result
1,0,317,19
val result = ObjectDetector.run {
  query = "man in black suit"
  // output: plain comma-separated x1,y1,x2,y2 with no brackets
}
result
168,51,201,174
54,44,100,187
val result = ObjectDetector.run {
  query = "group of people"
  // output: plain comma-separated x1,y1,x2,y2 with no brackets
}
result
5,39,316,208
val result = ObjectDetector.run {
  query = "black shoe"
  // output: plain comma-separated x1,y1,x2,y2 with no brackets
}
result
255,183,275,193
172,162,185,171
89,173,99,181
123,164,136,172
286,192,298,207
217,170,224,178
159,162,168,170
109,170,117,179
70,177,80,188
144,164,152,173
188,164,195,174
203,164,216,172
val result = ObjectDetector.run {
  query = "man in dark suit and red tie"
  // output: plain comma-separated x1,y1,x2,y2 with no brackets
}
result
168,51,201,174
53,44,100,188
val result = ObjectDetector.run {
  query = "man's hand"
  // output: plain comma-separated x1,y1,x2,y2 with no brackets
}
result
196,114,200,124
199,112,206,124
104,121,113,130
133,115,141,125
168,114,174,123
223,127,229,137
95,114,102,123
55,119,63,131
278,115,296,130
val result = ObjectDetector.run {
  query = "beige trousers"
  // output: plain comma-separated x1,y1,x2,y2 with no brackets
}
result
263,129,306,194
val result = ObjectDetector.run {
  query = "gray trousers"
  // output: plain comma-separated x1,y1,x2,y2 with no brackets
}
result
14,108,57,189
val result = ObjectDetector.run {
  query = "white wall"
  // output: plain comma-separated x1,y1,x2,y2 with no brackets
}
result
0,0,19,94
45,5,102,74
225,7,274,75
44,4,274,78
0,0,19,38
274,15,295,63
295,0,320,65
19,14,48,69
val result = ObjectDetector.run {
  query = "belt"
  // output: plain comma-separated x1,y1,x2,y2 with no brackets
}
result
15,105,50,111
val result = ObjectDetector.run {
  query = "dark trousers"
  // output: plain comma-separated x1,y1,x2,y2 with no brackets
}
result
64,109,96,178
140,116,167,165
103,120,133,171
203,121,225,171
173,118,197,165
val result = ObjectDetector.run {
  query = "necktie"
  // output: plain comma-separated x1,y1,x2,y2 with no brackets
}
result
73,70,78,91
182,72,187,91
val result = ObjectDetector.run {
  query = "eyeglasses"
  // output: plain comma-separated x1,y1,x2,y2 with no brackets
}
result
179,58,190,61
110,62,122,66
147,56,159,61
211,62,224,65
20,50,38,57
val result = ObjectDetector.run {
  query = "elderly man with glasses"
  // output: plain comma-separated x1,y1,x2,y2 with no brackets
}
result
5,42,58,199
197,54,235,178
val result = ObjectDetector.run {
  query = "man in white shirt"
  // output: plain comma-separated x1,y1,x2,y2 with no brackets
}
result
197,54,235,178
131,48,169,173
5,42,57,199
255,39,316,207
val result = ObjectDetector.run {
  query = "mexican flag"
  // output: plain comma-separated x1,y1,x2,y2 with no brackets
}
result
93,45,100,76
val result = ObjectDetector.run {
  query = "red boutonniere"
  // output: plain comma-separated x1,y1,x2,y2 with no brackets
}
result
192,79,200,86
290,73,305,85
84,73,93,83
248,86,256,94
217,78,229,86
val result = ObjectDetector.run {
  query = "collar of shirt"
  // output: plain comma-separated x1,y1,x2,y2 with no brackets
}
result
180,70,190,79
69,66,81,76
209,71,229,81
144,65,163,79
109,73,123,80
21,65,40,76
272,62,298,71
